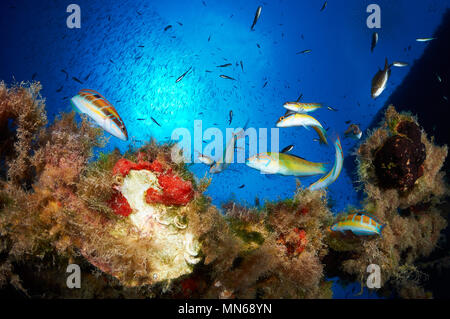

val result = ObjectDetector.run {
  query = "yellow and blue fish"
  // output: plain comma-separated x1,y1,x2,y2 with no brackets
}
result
245,152,327,177
308,137,343,191
70,89,128,141
276,113,328,144
331,212,386,236
283,102,323,113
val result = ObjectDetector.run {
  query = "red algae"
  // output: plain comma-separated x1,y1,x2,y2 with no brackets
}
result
146,173,194,206
108,191,133,217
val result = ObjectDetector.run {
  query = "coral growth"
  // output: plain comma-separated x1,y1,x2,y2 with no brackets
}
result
0,84,447,299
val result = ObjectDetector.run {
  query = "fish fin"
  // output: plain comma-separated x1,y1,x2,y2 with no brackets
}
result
384,57,389,70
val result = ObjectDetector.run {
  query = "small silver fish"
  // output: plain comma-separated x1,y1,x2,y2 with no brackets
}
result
251,6,262,31
281,145,294,153
416,37,436,42
220,75,235,80
392,61,408,67
296,49,312,55
176,66,192,83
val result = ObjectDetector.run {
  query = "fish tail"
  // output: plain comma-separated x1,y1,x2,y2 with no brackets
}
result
312,126,328,145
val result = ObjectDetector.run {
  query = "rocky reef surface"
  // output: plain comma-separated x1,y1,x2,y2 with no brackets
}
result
0,83,448,299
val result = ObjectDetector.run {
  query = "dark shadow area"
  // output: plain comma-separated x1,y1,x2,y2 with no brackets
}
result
366,9,450,299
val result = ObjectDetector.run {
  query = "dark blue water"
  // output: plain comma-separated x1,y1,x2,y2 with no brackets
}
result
1,0,449,298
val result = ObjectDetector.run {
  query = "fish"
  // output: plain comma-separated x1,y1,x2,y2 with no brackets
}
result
137,118,146,121
61,69,69,79
392,61,408,67
371,32,378,52
72,77,83,84
276,113,328,144
177,22,183,26
238,184,245,189
217,63,232,68
208,35,211,42
262,81,268,88
344,124,362,139
283,102,322,113
56,86,63,93
197,153,215,166
84,72,92,81
109,59,115,64
164,25,172,31
296,49,311,55
308,137,343,191
137,45,145,48
210,121,249,174
327,106,338,111
228,110,233,125
281,145,294,153
371,58,391,99
176,66,192,83
205,70,212,73
436,73,442,83
250,6,262,31
151,117,161,127
330,212,386,236
246,152,327,177
240,61,244,72
70,89,128,141
220,75,235,80
256,43,261,48
416,37,436,42
320,1,327,12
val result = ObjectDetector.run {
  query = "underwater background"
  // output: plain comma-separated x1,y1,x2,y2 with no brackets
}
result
1,0,449,298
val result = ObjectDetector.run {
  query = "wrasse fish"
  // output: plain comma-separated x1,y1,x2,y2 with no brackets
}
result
371,32,378,52
176,66,192,83
371,58,391,99
238,184,245,189
217,63,232,68
220,74,235,80
246,152,327,177
164,25,172,31
70,89,128,141
416,37,436,42
250,6,262,31
331,212,386,236
296,49,311,55
276,113,328,144
283,102,322,113
308,137,343,191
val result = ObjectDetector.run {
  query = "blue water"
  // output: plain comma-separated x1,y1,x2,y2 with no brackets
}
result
1,0,449,298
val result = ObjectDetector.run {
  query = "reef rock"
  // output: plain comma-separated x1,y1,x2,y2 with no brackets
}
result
374,123,426,191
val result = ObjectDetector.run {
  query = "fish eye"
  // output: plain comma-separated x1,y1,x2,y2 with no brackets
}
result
278,116,285,121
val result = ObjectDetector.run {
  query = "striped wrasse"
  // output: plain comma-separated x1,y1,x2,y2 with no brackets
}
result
283,102,322,113
276,113,328,144
70,89,128,141
331,212,386,236
309,137,343,191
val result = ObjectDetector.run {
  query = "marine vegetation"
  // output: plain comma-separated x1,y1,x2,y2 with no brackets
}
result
327,105,448,298
0,83,448,299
